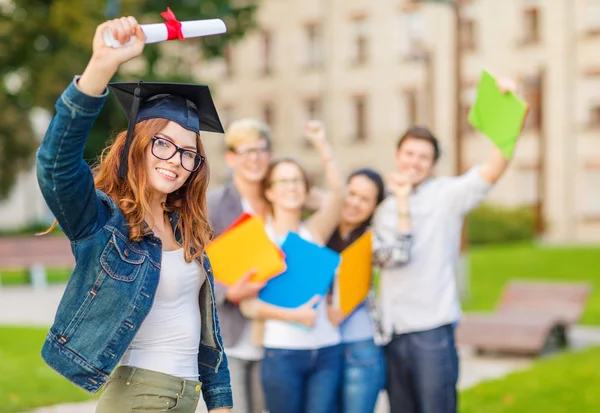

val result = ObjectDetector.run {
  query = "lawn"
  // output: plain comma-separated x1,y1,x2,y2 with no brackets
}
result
0,269,71,286
460,345,600,412
465,244,600,324
0,326,97,413
0,244,599,412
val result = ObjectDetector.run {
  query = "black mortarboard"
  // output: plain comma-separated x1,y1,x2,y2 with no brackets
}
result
108,81,224,179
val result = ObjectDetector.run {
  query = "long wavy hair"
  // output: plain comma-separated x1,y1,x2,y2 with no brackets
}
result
42,118,211,263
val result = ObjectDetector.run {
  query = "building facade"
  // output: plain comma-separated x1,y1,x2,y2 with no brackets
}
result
2,0,599,244
193,0,600,244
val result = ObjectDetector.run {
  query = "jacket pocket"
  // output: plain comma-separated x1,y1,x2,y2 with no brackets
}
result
100,232,146,282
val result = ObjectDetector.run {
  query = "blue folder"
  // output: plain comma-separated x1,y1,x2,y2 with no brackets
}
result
258,232,341,308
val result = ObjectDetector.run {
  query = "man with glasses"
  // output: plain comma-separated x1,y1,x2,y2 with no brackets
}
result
207,119,272,413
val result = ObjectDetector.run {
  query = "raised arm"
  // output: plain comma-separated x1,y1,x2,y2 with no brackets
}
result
373,173,412,268
36,18,145,241
479,145,510,185
303,121,345,245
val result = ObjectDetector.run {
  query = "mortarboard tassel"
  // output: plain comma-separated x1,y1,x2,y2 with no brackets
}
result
118,81,142,179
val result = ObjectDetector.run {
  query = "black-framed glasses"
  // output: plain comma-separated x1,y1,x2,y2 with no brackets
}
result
150,136,205,172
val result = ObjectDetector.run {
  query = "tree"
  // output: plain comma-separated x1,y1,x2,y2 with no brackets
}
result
0,0,257,199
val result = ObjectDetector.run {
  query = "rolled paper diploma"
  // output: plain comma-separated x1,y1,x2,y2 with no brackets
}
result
103,19,227,48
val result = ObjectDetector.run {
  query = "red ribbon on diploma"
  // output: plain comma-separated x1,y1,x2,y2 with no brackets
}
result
161,7,184,40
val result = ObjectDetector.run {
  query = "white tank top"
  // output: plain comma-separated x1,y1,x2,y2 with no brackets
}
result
120,248,205,380
262,220,341,350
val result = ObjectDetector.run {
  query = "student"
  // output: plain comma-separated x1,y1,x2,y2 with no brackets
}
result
376,77,520,413
36,17,231,412
207,119,273,413
240,121,345,413
327,168,411,413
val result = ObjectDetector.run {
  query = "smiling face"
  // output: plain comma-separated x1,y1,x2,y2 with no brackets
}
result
145,121,199,198
226,138,271,183
395,137,437,186
341,174,380,227
264,160,309,212
224,119,272,184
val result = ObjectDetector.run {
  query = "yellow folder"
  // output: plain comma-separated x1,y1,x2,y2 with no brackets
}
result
336,231,373,317
206,214,286,287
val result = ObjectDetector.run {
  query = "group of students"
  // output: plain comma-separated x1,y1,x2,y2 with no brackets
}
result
35,17,518,413
208,117,410,413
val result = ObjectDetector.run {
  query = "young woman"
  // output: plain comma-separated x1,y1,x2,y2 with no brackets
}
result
36,17,231,412
239,121,345,413
327,169,412,413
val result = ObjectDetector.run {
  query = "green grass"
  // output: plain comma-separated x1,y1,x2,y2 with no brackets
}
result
0,269,71,286
0,326,97,413
465,244,600,325
460,346,600,412
0,244,598,411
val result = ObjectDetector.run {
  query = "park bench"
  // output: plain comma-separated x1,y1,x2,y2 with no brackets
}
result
456,281,592,356
0,236,74,288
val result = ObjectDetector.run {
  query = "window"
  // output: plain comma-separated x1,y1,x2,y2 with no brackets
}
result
522,1,541,44
584,168,600,216
523,75,542,130
405,90,418,126
352,96,368,141
223,44,233,78
461,19,477,51
260,30,273,75
303,98,321,145
587,0,600,32
263,103,274,128
579,75,600,128
350,17,369,65
305,98,321,121
304,23,322,69
461,3,477,51
399,10,426,59
589,104,600,128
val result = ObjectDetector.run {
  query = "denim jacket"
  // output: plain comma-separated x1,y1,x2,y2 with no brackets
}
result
35,78,232,411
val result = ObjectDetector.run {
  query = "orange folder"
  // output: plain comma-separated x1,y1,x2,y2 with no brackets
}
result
335,231,373,317
207,213,286,286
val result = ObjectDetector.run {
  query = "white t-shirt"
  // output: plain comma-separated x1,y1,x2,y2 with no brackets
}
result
224,197,265,361
262,221,341,350
373,166,492,337
120,248,205,380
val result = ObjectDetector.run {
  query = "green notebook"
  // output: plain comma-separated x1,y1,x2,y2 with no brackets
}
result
468,70,529,159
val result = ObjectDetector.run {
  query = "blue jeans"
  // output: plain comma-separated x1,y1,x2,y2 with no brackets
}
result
338,339,386,413
385,324,459,413
261,344,343,413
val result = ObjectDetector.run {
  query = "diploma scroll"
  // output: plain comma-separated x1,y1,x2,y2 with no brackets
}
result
103,8,226,48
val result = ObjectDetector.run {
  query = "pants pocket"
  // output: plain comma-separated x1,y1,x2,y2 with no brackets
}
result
132,384,181,412
409,327,451,351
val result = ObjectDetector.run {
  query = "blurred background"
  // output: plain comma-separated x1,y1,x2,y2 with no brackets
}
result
2,0,600,245
0,1,599,413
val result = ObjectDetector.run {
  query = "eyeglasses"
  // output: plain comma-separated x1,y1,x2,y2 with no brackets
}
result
271,178,305,187
230,146,270,157
151,136,205,172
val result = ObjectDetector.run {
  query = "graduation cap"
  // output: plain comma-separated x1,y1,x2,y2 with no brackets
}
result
108,81,224,179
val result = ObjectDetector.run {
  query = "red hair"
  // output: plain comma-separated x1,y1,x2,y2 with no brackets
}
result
43,118,211,263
